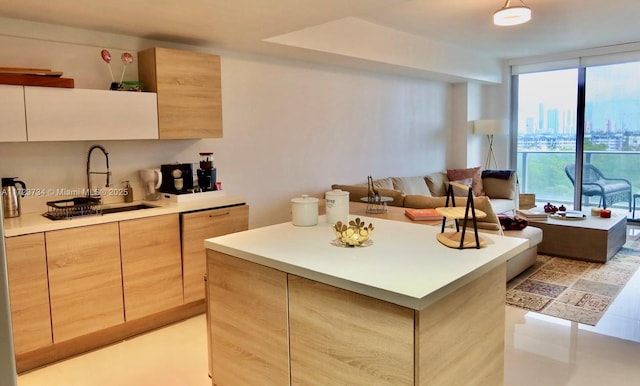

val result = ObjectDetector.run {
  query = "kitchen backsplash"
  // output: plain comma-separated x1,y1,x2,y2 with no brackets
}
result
0,139,220,214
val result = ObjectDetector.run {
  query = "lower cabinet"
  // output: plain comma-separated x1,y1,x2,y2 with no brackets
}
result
181,205,249,302
6,205,248,371
46,223,124,342
5,233,52,354
120,214,183,320
207,250,290,385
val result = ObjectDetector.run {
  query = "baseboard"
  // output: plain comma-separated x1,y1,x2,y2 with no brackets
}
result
16,300,205,374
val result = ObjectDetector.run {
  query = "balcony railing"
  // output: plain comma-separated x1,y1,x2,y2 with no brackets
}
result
517,150,640,209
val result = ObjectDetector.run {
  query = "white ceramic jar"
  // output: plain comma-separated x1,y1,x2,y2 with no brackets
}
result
325,189,349,224
291,194,319,226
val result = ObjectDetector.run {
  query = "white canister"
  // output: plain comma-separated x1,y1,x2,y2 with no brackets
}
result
325,189,349,224
291,195,319,226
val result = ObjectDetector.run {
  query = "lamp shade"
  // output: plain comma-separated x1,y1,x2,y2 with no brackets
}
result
473,119,507,135
494,0,531,26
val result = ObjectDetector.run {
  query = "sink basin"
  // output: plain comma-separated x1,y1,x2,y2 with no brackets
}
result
101,204,157,214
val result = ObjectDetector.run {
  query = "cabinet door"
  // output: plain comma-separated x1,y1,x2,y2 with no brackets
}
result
182,205,249,302
0,85,27,142
138,47,222,139
24,86,158,141
5,233,52,354
46,223,124,342
207,250,289,385
119,214,183,320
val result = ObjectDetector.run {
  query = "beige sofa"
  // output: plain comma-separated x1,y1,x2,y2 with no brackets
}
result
333,170,520,214
332,170,542,281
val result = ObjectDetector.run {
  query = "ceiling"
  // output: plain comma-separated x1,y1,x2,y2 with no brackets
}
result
1,0,639,81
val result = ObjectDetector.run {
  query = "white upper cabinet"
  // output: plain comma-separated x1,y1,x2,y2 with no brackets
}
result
0,85,28,142
24,87,159,141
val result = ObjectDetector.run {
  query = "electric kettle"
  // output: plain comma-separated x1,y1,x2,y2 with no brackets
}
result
2,177,27,218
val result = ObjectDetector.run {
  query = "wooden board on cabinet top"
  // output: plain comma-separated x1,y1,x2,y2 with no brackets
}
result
0,74,74,88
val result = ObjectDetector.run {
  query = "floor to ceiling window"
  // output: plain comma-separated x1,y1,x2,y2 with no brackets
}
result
514,59,640,213
515,69,578,205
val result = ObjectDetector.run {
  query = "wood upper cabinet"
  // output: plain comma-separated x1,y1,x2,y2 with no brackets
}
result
0,85,27,142
4,233,52,354
119,214,183,320
138,47,222,139
46,223,124,342
24,86,159,141
182,205,249,303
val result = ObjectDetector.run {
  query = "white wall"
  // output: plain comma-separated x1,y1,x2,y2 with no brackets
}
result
0,25,450,228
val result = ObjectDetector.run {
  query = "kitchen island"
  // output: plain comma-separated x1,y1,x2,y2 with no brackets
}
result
205,215,528,385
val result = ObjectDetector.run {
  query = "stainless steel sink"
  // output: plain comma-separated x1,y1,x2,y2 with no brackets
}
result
101,204,157,214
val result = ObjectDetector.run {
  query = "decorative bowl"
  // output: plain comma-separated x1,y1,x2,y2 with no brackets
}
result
333,217,374,247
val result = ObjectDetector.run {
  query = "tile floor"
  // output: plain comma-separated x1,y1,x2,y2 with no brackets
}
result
17,226,640,386
17,315,211,386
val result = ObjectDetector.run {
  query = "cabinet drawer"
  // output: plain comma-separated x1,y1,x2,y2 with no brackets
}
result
182,205,249,236
181,205,249,302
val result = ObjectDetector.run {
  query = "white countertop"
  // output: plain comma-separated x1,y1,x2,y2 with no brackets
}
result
205,215,528,310
3,193,246,237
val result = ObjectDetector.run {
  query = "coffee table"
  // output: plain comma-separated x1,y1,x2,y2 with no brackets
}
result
529,213,626,263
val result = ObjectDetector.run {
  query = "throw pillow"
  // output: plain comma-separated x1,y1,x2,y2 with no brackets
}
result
449,178,473,197
424,172,448,197
482,173,517,199
462,196,501,232
372,177,394,190
391,177,432,196
498,215,529,231
446,166,484,196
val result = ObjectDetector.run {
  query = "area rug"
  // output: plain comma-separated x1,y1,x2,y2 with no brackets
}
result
506,231,640,326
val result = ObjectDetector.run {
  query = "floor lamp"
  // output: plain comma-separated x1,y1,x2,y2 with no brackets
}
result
473,119,507,170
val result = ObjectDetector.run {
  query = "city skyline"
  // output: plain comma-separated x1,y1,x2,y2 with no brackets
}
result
517,61,640,137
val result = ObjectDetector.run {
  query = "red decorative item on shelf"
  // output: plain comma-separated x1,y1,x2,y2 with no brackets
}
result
600,209,612,218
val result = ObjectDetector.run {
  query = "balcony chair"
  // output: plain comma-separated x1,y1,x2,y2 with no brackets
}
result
565,163,632,210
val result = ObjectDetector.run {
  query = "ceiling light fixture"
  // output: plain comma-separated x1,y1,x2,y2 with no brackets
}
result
493,0,531,26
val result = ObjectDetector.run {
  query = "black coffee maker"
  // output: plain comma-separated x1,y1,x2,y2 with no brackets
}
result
160,163,193,194
196,152,217,191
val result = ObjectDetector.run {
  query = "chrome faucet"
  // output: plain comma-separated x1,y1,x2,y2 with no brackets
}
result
87,144,111,200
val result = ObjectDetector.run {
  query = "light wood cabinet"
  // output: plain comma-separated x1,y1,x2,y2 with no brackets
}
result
207,250,290,385
24,86,158,141
4,233,52,354
46,223,124,342
206,252,506,386
119,214,183,320
0,85,27,142
138,47,222,139
181,205,248,303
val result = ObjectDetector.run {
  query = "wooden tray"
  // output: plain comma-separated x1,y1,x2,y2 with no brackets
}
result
0,74,74,88
0,67,63,76
436,231,487,249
